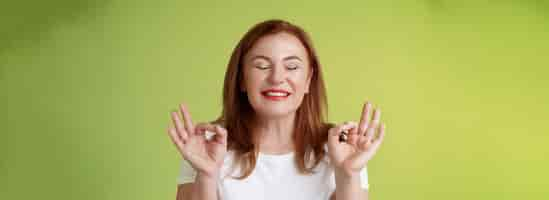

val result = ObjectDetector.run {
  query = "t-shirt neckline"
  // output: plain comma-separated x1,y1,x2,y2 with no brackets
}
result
258,151,295,159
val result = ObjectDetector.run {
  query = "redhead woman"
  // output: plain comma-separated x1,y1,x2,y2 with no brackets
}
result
168,19,386,200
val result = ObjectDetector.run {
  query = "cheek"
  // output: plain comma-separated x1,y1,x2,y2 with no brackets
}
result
289,73,310,93
244,71,264,91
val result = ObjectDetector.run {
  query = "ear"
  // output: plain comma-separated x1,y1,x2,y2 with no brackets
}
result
305,68,313,94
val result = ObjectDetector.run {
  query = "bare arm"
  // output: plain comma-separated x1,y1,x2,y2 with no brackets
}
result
176,184,192,200
175,174,219,200
326,102,384,200
329,189,369,200
168,104,227,200
332,169,370,200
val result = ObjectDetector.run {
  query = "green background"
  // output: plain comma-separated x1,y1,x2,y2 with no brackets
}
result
2,0,548,199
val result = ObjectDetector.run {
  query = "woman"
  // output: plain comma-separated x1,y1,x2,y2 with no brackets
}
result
168,19,386,200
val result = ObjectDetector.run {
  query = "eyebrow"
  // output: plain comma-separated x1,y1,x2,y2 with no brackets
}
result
249,55,303,62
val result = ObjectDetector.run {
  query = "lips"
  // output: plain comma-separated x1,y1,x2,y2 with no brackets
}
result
261,89,291,101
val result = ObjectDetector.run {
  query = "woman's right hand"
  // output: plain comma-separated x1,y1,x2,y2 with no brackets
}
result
167,104,228,180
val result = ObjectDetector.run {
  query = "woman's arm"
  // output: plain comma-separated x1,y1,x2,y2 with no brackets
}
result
176,174,219,200
330,188,369,200
176,184,192,200
168,104,227,200
327,102,385,200
331,170,369,200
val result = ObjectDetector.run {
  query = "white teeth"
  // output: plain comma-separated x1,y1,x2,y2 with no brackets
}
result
265,92,288,97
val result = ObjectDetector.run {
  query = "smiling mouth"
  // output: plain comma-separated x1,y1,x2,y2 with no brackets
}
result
261,89,291,100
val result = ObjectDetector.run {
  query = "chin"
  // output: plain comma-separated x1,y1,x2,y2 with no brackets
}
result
248,94,305,119
254,106,298,119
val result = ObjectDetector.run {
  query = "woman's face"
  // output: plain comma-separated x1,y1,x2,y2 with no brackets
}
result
242,32,312,119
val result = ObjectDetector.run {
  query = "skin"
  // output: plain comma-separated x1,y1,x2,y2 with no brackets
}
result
168,32,386,200
241,32,312,154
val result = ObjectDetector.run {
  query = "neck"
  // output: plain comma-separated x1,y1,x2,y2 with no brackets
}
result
254,113,296,154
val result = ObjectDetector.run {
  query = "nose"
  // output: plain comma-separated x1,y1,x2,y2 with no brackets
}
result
267,65,286,85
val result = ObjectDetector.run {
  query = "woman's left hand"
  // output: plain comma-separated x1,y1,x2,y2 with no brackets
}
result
327,102,386,177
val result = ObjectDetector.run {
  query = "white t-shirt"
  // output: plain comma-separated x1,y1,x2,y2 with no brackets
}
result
177,145,369,200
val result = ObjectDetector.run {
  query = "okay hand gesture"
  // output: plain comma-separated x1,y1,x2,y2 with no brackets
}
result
327,101,386,177
167,104,228,179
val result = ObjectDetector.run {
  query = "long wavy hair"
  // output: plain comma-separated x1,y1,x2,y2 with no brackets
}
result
217,19,332,179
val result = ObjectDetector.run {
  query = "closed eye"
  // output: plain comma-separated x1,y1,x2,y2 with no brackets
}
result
286,64,299,70
255,65,271,70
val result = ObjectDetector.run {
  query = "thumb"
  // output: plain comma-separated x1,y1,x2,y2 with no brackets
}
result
213,125,228,145
327,127,340,146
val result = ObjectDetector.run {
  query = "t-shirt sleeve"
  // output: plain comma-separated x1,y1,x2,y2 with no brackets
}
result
360,166,370,190
177,159,196,185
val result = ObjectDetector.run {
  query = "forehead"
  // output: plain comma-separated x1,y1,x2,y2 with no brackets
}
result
245,32,308,61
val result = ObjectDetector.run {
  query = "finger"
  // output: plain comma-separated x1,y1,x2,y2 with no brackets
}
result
375,123,386,144
358,102,372,135
180,104,195,133
363,126,376,148
346,122,359,146
195,122,214,136
334,122,357,138
328,122,357,143
213,125,228,145
370,108,381,130
357,127,368,147
168,126,185,151
171,111,189,141
338,122,357,135
355,123,386,166
361,108,382,150
365,123,386,151
196,123,220,140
